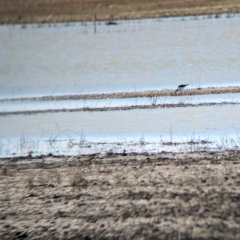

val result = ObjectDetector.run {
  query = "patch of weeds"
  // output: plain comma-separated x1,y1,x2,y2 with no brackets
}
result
103,160,112,172
149,96,158,106
139,134,145,146
66,131,87,149
1,164,11,176
149,177,159,187
41,158,45,168
26,177,34,191
55,170,62,185
79,131,86,147
70,171,87,187
105,149,114,156
19,135,26,156
116,179,131,188
67,138,77,149
70,164,87,188
50,169,62,185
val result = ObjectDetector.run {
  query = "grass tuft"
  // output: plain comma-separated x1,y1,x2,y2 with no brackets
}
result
26,178,34,191
1,164,10,176
70,162,88,188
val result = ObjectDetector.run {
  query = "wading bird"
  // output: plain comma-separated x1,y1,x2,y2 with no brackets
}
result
175,84,189,93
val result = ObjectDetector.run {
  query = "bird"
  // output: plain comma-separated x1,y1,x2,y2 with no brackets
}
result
175,84,189,93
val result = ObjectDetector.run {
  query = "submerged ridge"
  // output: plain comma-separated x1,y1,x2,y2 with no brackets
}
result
1,101,239,116
1,86,240,102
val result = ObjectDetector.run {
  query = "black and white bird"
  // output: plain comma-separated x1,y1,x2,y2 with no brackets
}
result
175,84,189,93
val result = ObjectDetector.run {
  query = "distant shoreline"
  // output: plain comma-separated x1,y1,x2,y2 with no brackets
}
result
1,0,240,24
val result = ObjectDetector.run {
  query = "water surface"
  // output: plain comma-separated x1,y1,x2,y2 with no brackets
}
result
1,15,240,157
1,104,240,141
1,14,240,98
1,104,240,157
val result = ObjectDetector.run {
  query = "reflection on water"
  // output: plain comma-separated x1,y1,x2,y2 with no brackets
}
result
0,14,240,98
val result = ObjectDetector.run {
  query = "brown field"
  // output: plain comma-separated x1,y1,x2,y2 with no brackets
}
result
1,0,240,23
1,151,240,239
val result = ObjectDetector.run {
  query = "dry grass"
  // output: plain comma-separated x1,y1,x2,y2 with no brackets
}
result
1,0,240,23
1,151,240,239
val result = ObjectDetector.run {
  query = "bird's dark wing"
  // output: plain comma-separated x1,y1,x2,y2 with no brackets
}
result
178,84,189,88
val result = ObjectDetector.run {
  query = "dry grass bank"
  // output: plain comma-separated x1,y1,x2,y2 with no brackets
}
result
1,151,240,239
2,86,240,102
1,0,240,23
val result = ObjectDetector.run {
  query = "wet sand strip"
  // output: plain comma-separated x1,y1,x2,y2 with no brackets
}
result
1,101,239,116
1,86,240,102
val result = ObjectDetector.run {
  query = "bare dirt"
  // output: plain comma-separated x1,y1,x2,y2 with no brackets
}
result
1,0,240,24
1,150,240,239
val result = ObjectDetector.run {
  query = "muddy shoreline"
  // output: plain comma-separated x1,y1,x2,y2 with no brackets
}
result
1,86,240,102
1,101,239,116
1,86,240,115
1,150,240,239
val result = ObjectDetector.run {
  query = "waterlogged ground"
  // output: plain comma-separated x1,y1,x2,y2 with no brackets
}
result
1,15,240,158
0,86,240,157
1,99,240,157
1,150,240,239
1,14,240,98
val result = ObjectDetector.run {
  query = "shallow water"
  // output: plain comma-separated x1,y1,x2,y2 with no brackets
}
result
1,104,240,141
1,15,240,157
1,14,240,98
1,104,240,157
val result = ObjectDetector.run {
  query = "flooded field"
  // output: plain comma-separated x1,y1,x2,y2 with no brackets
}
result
1,104,240,157
1,14,240,98
1,9,240,240
0,14,240,158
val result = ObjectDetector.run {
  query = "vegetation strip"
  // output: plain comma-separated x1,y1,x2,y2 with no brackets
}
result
1,101,239,116
1,0,240,24
0,149,233,164
1,86,240,102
